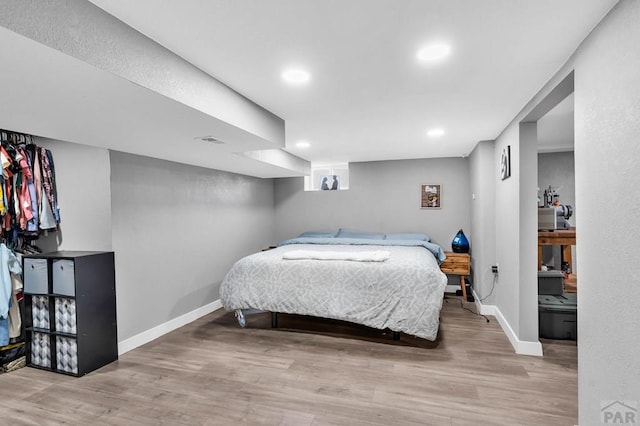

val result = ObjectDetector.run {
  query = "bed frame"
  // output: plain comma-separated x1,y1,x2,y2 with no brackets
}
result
236,309,401,340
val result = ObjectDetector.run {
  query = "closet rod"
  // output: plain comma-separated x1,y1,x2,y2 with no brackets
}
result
0,128,34,145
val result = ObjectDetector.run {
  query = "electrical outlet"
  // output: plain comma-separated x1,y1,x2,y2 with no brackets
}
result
491,264,499,274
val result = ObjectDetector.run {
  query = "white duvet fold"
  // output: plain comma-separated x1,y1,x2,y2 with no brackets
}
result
282,249,391,262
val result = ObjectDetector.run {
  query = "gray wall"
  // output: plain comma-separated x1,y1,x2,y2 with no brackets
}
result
17,138,277,344
571,0,640,422
274,158,471,249
110,151,275,341
469,141,496,304
473,0,640,422
35,137,112,252
517,123,539,343
492,124,525,338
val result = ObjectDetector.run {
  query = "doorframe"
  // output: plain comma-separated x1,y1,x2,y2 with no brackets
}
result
519,71,575,349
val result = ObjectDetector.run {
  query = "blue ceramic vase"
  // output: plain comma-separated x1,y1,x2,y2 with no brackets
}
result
452,229,470,253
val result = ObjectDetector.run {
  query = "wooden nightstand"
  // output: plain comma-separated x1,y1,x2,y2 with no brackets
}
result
440,252,471,302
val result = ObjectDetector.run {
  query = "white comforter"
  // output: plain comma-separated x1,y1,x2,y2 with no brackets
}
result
220,243,448,341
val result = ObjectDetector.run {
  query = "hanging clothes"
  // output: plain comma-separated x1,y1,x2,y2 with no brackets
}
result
8,252,22,339
0,243,21,346
0,146,12,179
0,129,61,241
16,148,34,229
26,145,43,214
22,148,38,235
40,147,55,219
44,149,60,223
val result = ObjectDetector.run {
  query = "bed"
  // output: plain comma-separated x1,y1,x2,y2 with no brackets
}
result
220,232,448,341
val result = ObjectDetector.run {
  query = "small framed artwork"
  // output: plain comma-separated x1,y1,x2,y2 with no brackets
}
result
421,184,442,209
500,145,511,180
320,175,339,190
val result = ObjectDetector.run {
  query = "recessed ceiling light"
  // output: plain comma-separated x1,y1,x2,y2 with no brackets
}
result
282,68,311,85
296,141,311,148
427,128,445,138
416,43,451,63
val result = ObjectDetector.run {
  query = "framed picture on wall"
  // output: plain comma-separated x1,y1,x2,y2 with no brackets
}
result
500,145,511,180
421,184,442,209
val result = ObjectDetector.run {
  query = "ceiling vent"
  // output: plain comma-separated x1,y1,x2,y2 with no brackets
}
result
196,135,225,144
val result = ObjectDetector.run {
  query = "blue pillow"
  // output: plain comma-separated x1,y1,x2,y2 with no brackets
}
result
298,231,337,238
336,229,386,240
385,232,431,242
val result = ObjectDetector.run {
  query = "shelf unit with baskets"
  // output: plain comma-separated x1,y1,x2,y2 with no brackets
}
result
23,251,117,376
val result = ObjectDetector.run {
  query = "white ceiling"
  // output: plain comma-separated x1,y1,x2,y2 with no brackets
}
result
89,0,616,164
538,92,575,153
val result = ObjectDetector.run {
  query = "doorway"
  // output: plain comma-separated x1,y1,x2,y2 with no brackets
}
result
537,93,576,288
520,71,576,347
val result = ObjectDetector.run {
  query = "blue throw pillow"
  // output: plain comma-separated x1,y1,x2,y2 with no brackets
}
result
385,232,431,242
298,231,337,238
336,229,386,240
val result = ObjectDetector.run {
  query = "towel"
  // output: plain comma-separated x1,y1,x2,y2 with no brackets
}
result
283,250,391,262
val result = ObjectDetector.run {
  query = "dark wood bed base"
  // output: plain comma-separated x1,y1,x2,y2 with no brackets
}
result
270,311,401,340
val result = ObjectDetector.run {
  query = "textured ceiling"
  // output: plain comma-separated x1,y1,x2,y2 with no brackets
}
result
90,0,616,163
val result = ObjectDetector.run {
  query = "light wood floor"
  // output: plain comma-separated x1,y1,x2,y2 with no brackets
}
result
0,296,577,425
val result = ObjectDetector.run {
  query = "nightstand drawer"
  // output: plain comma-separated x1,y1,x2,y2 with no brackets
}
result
440,253,470,275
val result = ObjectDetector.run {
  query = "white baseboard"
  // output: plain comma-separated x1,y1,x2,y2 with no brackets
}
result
118,299,223,355
471,289,496,316
492,306,543,356
117,294,543,357
470,289,543,357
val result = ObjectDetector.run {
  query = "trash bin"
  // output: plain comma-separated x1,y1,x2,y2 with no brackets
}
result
538,270,564,295
538,293,577,340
